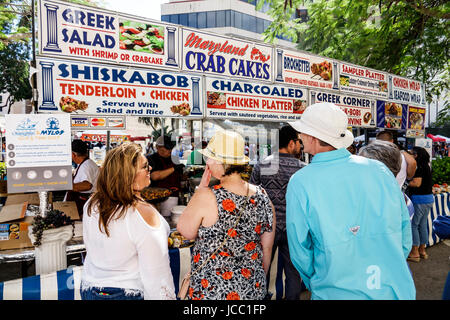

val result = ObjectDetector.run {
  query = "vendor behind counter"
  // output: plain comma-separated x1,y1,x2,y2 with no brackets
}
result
146,135,184,217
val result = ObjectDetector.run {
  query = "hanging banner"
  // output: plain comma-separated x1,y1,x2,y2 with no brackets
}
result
339,62,388,99
310,91,376,128
406,106,426,138
388,74,425,106
274,48,339,91
5,114,72,193
206,78,307,122
181,28,273,82
376,100,408,130
38,0,180,69
36,57,204,118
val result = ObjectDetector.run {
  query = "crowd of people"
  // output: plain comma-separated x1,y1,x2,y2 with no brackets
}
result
70,102,448,300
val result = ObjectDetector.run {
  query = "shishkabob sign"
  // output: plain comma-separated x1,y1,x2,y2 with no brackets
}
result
38,0,180,69
36,57,204,118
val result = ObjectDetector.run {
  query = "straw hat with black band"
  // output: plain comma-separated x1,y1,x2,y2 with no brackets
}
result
198,130,249,165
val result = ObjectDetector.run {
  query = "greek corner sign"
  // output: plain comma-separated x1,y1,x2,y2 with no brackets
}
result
36,57,203,118
274,48,339,91
181,28,273,82
388,74,425,106
339,62,388,99
206,78,307,122
310,91,376,128
38,0,179,69
5,114,72,193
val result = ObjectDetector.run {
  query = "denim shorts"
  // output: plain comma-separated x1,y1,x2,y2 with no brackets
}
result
81,286,144,300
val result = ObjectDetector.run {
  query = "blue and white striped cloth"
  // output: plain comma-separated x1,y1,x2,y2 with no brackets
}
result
0,246,288,300
428,192,450,247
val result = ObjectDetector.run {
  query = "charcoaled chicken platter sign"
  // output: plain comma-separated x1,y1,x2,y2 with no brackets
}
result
36,57,204,118
206,77,307,122
181,28,273,82
274,48,339,91
38,0,180,70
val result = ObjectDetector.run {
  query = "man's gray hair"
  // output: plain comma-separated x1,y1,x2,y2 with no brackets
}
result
358,140,402,177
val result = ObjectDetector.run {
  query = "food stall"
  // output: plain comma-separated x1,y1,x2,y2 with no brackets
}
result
0,0,433,300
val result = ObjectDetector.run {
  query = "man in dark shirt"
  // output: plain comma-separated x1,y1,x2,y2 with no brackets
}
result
147,135,183,217
250,125,306,300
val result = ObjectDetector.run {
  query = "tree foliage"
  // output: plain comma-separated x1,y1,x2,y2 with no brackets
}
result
259,0,450,104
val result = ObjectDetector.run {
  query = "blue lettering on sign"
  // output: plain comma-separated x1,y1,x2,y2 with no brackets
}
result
342,96,370,107
316,92,341,104
62,9,115,30
284,57,310,73
186,51,269,79
62,29,115,48
211,80,303,98
58,63,190,88
394,90,410,102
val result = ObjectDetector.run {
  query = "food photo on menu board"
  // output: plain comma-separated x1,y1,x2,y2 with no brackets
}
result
408,106,425,130
119,21,164,54
376,100,408,130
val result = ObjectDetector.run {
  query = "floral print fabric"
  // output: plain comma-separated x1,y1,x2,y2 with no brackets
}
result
188,184,273,300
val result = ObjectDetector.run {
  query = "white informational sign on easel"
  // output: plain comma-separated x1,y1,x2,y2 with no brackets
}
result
415,138,433,161
5,114,72,193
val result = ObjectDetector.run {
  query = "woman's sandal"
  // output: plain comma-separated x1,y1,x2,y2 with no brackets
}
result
419,253,428,259
407,255,420,262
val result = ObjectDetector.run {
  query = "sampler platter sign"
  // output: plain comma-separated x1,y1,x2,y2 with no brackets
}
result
206,78,307,122
310,91,376,128
274,48,339,91
38,0,180,69
339,62,388,99
181,28,273,82
36,57,204,117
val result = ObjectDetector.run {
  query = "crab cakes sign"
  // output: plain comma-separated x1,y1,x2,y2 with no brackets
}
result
38,0,180,69
206,78,307,121
181,28,273,82
274,48,339,91
310,91,376,128
36,57,204,118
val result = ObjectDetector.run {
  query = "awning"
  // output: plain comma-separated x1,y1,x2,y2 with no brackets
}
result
435,135,450,143
426,134,446,142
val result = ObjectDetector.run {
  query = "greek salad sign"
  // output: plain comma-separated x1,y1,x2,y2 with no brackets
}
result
206,78,307,121
182,28,273,82
339,62,388,99
5,114,72,193
310,91,376,128
38,0,180,69
388,74,425,106
36,57,203,118
274,48,339,91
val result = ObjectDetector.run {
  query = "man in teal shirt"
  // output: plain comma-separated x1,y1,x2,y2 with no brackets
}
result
286,103,415,300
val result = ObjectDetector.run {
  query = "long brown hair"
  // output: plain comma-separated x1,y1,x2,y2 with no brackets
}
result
87,142,143,236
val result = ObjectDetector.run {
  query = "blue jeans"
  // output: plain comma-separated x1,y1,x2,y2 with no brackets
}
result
81,287,144,300
411,202,433,246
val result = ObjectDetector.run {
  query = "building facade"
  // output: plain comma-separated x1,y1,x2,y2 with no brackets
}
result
161,0,308,49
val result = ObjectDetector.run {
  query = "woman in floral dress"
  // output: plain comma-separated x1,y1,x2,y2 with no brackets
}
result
177,130,276,300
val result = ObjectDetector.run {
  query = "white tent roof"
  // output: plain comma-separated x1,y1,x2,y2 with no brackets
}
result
435,135,450,143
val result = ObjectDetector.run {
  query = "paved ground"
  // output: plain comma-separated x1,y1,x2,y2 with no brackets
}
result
1,241,449,300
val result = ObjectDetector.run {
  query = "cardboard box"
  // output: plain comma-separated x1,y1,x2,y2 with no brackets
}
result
52,201,80,221
0,192,53,250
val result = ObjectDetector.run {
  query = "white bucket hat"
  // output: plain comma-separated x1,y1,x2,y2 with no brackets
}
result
198,130,249,165
289,102,354,149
